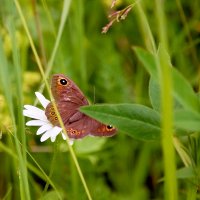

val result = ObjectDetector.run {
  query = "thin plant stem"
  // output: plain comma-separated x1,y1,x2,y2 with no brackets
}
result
155,0,178,200
31,0,47,67
0,139,62,199
155,0,168,51
41,0,57,36
157,45,178,200
14,0,92,199
175,0,200,91
173,137,192,167
0,35,31,200
155,0,178,199
45,0,71,76
135,2,156,53
34,0,71,105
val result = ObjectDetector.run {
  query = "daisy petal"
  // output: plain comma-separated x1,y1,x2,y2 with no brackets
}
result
61,132,74,145
24,92,65,143
24,105,45,115
35,92,50,108
62,132,67,140
40,126,62,142
69,139,74,146
36,123,53,135
51,126,62,138
51,135,56,142
23,106,48,121
40,129,52,142
26,120,47,126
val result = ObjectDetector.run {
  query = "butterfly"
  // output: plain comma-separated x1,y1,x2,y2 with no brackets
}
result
45,74,117,139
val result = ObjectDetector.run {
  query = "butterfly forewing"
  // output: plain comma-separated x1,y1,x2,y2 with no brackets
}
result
51,74,88,105
45,101,81,126
45,74,117,139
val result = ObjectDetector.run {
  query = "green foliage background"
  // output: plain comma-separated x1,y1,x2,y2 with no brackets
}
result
0,0,200,199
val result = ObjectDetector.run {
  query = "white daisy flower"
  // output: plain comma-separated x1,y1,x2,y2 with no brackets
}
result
23,92,73,145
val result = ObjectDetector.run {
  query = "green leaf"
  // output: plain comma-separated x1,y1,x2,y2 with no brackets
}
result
176,167,195,179
134,47,200,113
40,191,63,200
149,78,161,111
159,167,195,182
74,137,107,154
134,47,158,80
80,104,161,141
172,67,200,112
174,109,200,132
149,77,183,112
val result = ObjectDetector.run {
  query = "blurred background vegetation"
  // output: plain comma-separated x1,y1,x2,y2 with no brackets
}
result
0,0,200,199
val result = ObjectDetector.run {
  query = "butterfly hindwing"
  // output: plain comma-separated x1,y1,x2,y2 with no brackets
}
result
45,74,117,139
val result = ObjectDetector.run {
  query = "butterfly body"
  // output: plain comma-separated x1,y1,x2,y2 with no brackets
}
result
45,74,116,139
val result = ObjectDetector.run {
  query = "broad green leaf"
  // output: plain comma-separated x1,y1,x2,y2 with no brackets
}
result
159,167,195,182
176,167,195,179
149,78,161,111
74,137,107,154
80,104,161,141
172,67,200,112
134,47,200,113
174,109,200,132
134,47,158,80
149,77,182,112
40,191,63,200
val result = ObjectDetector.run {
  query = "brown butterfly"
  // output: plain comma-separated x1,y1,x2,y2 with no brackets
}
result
45,74,117,139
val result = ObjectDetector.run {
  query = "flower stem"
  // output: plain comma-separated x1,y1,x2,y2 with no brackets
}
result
14,1,92,199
